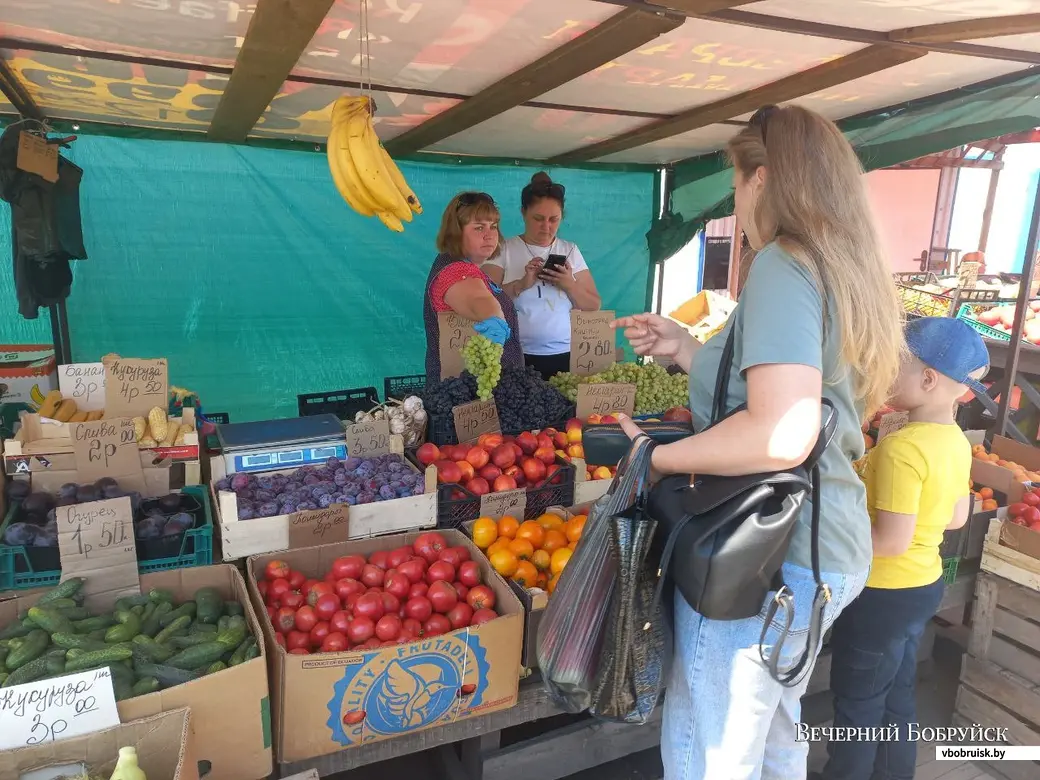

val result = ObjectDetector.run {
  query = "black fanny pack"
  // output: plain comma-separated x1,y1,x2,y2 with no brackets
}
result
646,324,838,687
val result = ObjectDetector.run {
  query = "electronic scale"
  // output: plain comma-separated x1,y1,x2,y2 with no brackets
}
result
217,414,348,474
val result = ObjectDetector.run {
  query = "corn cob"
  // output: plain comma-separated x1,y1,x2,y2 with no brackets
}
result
139,436,157,449
132,416,147,441
147,406,168,443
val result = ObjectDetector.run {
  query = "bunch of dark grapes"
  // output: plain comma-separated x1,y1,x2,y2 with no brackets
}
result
493,366,572,432
420,374,477,415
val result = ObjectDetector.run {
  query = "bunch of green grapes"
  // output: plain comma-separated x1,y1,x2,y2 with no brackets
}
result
550,361,689,414
463,335,504,401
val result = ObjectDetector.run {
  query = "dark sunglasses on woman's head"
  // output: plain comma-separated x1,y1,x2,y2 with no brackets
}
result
529,181,565,199
748,104,780,143
457,191,496,207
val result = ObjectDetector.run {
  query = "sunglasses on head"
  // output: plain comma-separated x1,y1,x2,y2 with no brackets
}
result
748,104,780,144
457,191,496,207
528,181,565,200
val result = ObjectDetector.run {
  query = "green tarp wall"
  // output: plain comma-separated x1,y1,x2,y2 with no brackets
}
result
0,137,654,421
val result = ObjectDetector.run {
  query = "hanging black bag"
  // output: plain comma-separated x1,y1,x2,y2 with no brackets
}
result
646,321,839,687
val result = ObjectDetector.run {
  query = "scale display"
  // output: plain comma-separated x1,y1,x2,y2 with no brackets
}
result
225,443,348,474
215,414,349,474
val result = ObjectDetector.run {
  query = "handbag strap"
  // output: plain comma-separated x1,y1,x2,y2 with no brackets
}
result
710,323,737,426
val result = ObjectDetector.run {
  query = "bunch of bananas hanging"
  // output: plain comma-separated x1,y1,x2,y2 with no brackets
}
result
327,95,422,232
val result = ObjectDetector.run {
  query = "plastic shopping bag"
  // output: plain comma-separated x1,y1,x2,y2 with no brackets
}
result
536,437,668,720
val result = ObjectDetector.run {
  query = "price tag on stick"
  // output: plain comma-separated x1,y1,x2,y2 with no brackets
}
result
346,419,391,458
570,310,616,376
438,312,478,380
575,383,636,420
479,488,527,521
453,399,500,442
0,668,120,750
58,362,107,412
71,417,144,491
288,504,350,548
102,356,168,418
56,497,140,612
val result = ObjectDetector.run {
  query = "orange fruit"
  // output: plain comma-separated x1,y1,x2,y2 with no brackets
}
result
512,561,539,588
550,547,573,575
487,538,511,557
516,520,545,548
497,516,519,539
982,499,999,511
536,572,549,589
565,515,587,543
548,573,561,594
568,541,577,550
531,549,551,571
536,513,564,531
541,529,568,553
979,487,994,500
489,549,519,578
508,538,535,561
472,517,498,549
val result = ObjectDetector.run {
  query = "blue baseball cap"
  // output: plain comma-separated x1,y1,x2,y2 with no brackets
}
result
905,317,989,393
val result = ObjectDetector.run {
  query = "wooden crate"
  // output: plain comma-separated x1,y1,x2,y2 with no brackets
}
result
953,520,1040,780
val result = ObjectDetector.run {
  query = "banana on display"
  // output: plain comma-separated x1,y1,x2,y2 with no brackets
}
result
326,95,422,231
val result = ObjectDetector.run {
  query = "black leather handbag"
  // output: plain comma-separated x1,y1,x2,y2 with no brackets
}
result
646,323,839,687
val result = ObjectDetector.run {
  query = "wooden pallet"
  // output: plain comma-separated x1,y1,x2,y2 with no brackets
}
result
954,520,1040,780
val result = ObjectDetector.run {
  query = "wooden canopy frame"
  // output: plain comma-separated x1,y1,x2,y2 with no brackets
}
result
2,0,1040,166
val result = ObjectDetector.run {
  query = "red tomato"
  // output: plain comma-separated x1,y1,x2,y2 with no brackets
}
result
361,564,386,588
307,581,334,607
408,582,428,600
428,581,458,614
369,550,392,571
376,614,403,641
256,580,269,601
288,570,306,590
347,616,375,645
404,596,433,622
286,630,311,651
384,570,411,599
281,591,304,610
422,614,451,637
397,558,427,585
330,610,352,634
470,608,497,625
1009,503,1028,518
334,578,365,602
294,605,318,633
1010,515,1028,526
402,617,423,640
1022,492,1040,507
388,546,415,569
447,602,474,629
265,560,290,581
414,532,448,564
381,592,401,615
426,561,456,585
310,621,330,645
268,578,291,602
438,547,466,568
466,585,496,612
321,632,348,653
1024,506,1040,524
314,593,341,621
457,561,481,587
331,555,366,580
275,607,296,633
354,592,385,622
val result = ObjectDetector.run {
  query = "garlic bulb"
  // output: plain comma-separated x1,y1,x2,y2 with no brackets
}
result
412,409,428,426
403,396,424,414
389,416,408,434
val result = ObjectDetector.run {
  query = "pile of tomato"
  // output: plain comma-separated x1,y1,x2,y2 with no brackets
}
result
1007,486,1040,532
471,513,585,594
255,532,499,654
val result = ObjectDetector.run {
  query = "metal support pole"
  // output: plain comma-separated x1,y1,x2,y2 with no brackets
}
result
978,167,1001,254
994,180,1040,436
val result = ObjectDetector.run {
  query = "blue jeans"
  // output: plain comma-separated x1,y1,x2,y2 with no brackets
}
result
662,562,869,780
822,577,945,780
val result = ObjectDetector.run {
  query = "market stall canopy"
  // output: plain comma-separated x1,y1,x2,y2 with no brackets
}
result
2,0,1040,167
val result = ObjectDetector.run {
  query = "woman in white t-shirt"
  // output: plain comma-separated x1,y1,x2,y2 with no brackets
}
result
484,172,601,378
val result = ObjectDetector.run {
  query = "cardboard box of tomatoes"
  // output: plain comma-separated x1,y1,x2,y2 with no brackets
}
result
246,529,523,762
1004,485,1040,561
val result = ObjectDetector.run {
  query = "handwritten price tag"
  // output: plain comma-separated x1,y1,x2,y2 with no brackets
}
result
479,488,527,521
453,399,500,442
876,411,910,442
438,312,477,380
0,668,120,750
15,131,58,183
288,504,350,548
71,418,142,488
957,261,981,290
570,310,616,376
575,383,636,420
346,419,391,458
102,356,168,418
57,362,107,412
56,497,140,611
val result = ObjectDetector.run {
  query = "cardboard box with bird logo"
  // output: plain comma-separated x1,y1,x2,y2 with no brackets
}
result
246,529,524,762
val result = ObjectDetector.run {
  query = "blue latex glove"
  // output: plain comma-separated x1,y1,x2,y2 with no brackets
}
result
474,316,511,345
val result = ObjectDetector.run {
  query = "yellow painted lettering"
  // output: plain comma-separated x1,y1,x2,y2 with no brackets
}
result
689,43,718,64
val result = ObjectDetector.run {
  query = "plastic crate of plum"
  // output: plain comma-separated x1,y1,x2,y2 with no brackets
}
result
0,479,213,590
214,454,427,521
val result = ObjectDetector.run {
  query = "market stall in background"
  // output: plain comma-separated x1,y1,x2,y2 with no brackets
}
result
4,2,1040,780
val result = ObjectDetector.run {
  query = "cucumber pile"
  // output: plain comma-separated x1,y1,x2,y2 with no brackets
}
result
0,577,258,698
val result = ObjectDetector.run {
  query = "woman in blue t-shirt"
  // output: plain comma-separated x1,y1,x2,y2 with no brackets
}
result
613,105,905,780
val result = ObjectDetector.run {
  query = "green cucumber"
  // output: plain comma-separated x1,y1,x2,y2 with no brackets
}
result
53,606,90,621
229,637,255,666
0,673,7,686
194,587,223,624
189,622,217,636
36,578,85,605
215,616,247,650
132,660,202,688
148,588,175,604
0,622,33,640
244,642,261,661
0,647,7,668
64,646,133,674
205,661,226,675
26,606,75,635
87,629,108,641
154,615,191,645
38,598,77,610
73,615,117,633
169,634,218,649
6,630,49,670
45,649,67,676
224,601,244,618
51,633,110,651
3,656,48,686
131,635,174,663
159,603,196,627
114,594,151,611
217,616,230,633
131,677,160,696
105,611,142,644
165,641,227,670
141,601,172,637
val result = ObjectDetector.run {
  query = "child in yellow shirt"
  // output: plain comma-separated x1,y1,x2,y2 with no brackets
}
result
819,317,987,780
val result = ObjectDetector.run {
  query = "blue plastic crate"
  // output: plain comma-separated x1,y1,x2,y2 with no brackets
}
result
0,485,214,591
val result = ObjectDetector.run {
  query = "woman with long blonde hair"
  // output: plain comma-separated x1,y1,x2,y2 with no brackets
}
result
612,105,904,779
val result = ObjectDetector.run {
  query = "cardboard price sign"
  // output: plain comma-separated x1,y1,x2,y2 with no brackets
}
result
877,411,910,441
58,362,107,412
102,356,168,418
346,419,391,458
575,383,636,419
288,504,350,548
479,488,527,520
957,261,981,290
570,310,616,376
453,399,500,442
71,417,143,489
0,668,120,751
438,312,477,380
56,497,140,611
16,131,59,183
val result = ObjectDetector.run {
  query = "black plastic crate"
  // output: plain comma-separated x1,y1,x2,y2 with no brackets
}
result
384,374,427,402
136,491,205,561
298,386,379,421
